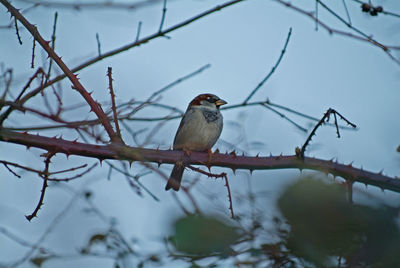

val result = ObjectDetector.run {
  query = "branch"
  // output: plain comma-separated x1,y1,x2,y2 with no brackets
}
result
1,129,399,193
10,0,247,109
273,0,400,65
243,27,292,104
0,0,119,142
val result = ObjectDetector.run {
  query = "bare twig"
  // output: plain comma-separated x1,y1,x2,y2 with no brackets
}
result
45,11,58,84
25,151,55,221
243,27,292,104
261,103,307,132
107,67,123,142
274,0,400,65
186,165,235,218
147,63,211,103
298,108,357,158
342,0,352,25
14,16,22,44
13,0,247,108
1,0,119,142
96,33,101,56
31,38,36,68
46,163,98,182
133,21,141,44
158,0,167,33
15,0,163,10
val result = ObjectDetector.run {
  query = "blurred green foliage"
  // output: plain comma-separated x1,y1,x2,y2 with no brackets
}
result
170,214,240,256
278,177,400,267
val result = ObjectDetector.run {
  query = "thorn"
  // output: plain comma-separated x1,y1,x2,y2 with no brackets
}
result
72,138,78,143
269,152,273,157
129,160,134,167
241,152,244,156
206,164,211,172
98,158,103,165
232,168,236,175
229,150,236,157
249,169,254,175
214,149,220,154
256,153,259,158
378,169,384,175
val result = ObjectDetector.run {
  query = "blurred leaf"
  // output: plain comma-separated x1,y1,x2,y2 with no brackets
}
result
170,215,240,255
277,177,400,267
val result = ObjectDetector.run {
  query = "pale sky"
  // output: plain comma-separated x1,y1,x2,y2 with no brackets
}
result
1,0,400,267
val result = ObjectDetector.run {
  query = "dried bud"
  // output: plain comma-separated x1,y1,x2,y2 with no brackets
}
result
361,3,371,12
370,9,378,16
375,6,383,13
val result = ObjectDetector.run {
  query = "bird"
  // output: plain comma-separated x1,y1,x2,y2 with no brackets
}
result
165,93,227,191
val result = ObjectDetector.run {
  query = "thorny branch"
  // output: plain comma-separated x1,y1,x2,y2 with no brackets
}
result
297,108,357,158
1,0,247,109
0,129,399,193
107,67,123,142
187,165,235,218
25,151,55,221
1,0,120,142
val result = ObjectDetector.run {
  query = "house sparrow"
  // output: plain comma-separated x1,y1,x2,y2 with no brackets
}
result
165,93,227,191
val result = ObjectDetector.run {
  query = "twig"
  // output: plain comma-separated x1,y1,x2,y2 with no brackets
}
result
349,0,400,18
0,68,13,100
135,21,142,42
107,67,123,142
96,33,101,56
298,108,356,158
261,103,307,132
45,11,58,84
31,38,36,68
0,67,46,125
15,0,163,10
106,161,159,201
315,0,318,31
342,0,352,25
46,163,98,182
147,63,211,102
25,151,55,221
243,27,292,104
1,161,21,178
158,0,167,33
13,0,247,106
273,0,400,65
14,16,22,44
186,165,235,218
1,0,119,142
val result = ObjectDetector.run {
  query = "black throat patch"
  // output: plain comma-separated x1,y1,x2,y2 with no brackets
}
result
202,109,220,123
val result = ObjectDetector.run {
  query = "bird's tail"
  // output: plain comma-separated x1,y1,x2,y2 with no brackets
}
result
165,164,184,191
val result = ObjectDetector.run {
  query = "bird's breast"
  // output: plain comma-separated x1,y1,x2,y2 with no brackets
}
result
173,108,223,151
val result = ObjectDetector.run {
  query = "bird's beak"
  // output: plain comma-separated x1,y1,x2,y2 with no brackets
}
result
215,99,227,107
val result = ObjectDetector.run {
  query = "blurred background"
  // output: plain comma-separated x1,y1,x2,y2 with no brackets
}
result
0,0,400,267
